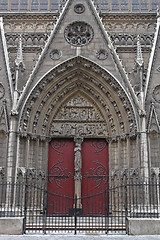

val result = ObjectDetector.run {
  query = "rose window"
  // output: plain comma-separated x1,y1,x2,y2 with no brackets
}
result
64,21,94,47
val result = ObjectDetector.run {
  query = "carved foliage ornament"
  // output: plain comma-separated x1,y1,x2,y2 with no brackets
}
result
64,21,94,47
96,49,108,60
50,49,62,60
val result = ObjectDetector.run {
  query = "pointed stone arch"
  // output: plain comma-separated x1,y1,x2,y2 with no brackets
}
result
0,101,9,169
148,103,160,133
148,104,160,168
19,56,137,139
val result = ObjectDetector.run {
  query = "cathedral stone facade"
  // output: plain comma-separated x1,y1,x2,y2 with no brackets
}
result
0,0,160,185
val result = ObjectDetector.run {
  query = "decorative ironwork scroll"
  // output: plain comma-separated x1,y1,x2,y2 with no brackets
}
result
83,160,109,189
90,141,107,154
50,141,66,154
48,160,73,188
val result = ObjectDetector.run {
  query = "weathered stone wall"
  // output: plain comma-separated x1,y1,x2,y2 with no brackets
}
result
0,1,159,181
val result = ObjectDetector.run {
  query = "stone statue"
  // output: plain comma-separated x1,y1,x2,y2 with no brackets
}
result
74,142,82,181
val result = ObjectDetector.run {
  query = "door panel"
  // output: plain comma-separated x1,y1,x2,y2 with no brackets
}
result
81,139,109,215
47,139,75,215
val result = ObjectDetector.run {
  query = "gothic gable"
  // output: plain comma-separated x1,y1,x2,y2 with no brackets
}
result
0,100,9,132
0,17,13,108
145,14,160,118
148,104,160,133
17,0,139,114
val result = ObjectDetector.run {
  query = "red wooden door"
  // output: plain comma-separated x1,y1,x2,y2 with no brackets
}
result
47,139,75,215
81,139,109,215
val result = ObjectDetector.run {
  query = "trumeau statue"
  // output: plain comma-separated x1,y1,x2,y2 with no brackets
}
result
74,141,82,181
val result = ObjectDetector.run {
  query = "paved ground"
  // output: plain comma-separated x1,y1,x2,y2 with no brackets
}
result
1,235,160,240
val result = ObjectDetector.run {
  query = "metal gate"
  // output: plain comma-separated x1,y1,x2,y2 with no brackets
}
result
23,179,127,234
1,177,160,235
23,138,127,234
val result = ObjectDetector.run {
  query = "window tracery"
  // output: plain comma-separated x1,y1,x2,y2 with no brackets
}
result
64,22,94,47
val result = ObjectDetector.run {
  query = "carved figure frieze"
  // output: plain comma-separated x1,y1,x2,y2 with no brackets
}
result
50,123,108,137
64,21,94,47
48,94,108,137
58,107,101,121
56,95,102,122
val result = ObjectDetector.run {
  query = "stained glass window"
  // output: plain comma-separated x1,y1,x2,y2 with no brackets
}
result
11,0,19,11
112,0,119,10
152,0,159,10
31,0,38,11
121,0,128,11
0,0,8,10
20,0,28,11
132,0,139,11
40,0,48,11
141,0,148,11
101,0,108,11
0,0,159,13
50,0,58,11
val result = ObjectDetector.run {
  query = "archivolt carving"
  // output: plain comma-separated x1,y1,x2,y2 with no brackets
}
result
19,57,137,138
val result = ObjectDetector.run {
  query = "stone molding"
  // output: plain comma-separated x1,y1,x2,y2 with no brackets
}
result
18,57,137,138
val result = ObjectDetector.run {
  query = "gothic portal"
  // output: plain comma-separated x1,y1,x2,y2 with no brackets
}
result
0,0,160,186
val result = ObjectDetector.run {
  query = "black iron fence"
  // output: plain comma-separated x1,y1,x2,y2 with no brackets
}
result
0,176,159,234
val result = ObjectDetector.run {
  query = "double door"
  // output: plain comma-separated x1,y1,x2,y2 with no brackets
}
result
47,138,109,216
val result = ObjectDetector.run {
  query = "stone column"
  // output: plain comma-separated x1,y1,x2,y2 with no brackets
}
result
126,135,130,169
6,114,18,182
74,137,83,208
6,114,18,206
140,114,149,180
26,136,30,168
117,136,121,169
14,133,20,183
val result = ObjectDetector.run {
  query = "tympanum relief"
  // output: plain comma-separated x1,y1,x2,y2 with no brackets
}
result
49,95,108,137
